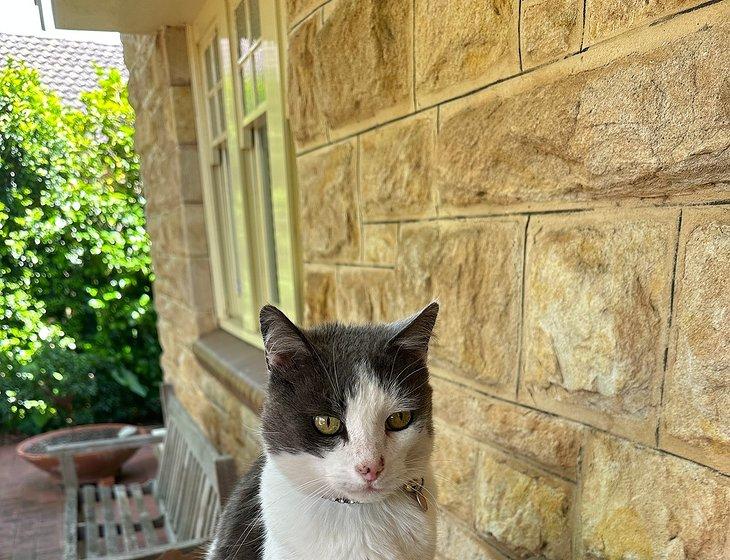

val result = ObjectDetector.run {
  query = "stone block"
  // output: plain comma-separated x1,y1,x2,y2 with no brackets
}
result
363,224,398,266
313,0,412,135
521,210,677,443
661,207,730,473
141,142,180,217
322,0,339,21
585,0,705,45
415,0,520,107
178,145,204,203
288,16,327,150
303,265,337,326
398,218,525,397
162,26,191,86
286,0,324,27
360,112,437,221
131,98,158,153
122,34,157,105
432,378,584,478
149,209,179,258
521,0,583,68
156,321,182,364
580,432,730,559
336,267,397,324
153,256,191,301
168,86,197,145
154,294,217,342
180,204,209,257
188,257,215,312
475,450,573,560
437,512,508,560
298,141,359,262
437,9,730,213
433,422,478,522
121,34,150,70
144,140,184,214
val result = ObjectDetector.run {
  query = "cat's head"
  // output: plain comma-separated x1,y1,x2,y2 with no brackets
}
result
259,303,438,504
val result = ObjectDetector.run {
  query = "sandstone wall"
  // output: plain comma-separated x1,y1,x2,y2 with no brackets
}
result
287,0,730,558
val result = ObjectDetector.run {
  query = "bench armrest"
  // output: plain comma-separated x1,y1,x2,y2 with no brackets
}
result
47,432,165,489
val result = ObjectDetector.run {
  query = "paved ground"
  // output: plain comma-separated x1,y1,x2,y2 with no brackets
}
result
0,436,158,560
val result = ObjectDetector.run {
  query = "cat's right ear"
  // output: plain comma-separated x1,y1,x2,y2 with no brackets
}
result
259,305,311,373
387,301,439,360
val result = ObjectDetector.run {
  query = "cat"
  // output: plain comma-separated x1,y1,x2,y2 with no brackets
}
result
207,302,440,560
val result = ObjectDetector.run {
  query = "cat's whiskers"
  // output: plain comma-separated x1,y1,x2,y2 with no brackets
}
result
240,420,289,439
295,482,332,520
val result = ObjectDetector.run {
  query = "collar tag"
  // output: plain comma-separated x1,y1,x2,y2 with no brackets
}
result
404,478,428,512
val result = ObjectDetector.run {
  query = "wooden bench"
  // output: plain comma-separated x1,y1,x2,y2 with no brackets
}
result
47,387,237,559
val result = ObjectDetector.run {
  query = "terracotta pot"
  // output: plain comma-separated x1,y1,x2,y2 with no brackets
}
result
16,423,147,484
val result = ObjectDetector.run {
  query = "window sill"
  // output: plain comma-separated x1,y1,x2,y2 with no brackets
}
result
192,330,267,414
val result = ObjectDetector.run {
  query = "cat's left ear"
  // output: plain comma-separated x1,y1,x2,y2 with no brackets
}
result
260,305,312,372
387,301,439,360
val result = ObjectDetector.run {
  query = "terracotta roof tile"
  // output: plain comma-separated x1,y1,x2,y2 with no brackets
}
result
0,32,127,109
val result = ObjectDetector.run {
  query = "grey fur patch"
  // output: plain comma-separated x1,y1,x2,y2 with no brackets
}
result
260,303,438,456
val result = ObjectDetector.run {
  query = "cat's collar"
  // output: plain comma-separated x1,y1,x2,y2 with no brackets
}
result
328,478,428,512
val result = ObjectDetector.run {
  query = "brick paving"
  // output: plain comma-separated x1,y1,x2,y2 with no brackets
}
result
0,436,157,560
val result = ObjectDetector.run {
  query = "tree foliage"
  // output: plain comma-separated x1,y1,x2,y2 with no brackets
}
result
0,60,162,434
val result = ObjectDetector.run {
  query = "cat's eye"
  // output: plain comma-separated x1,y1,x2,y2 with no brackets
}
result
386,411,413,431
313,415,342,435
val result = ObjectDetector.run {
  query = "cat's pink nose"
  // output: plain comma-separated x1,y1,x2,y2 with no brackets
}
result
356,457,384,482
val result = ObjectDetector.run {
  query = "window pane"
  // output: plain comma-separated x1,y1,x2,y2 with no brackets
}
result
204,45,215,89
217,89,226,136
213,148,243,321
248,0,261,40
212,37,222,84
235,1,253,58
254,124,279,304
207,94,220,136
241,58,255,114
254,47,266,104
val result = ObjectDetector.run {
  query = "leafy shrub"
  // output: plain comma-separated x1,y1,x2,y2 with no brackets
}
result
0,60,162,435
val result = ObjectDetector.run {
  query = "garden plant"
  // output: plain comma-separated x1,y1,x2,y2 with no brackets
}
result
0,60,162,435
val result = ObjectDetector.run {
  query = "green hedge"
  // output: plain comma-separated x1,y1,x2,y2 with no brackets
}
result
0,61,162,435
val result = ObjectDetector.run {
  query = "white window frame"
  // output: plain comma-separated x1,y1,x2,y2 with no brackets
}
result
188,0,301,348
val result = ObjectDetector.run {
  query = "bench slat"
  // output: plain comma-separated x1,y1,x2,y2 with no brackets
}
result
130,483,158,548
113,485,138,552
186,464,204,538
194,482,210,539
63,490,78,560
99,485,120,554
60,453,78,490
176,455,198,539
82,485,100,558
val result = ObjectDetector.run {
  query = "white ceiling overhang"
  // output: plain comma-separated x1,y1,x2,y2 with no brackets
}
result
51,0,205,33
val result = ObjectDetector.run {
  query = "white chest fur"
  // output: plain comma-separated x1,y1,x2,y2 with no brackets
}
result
260,459,437,560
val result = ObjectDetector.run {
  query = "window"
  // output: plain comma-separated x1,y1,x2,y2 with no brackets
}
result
191,0,300,346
